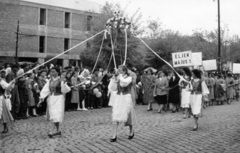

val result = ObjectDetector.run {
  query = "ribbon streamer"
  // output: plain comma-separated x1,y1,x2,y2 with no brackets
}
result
14,30,105,81
109,31,117,69
123,29,128,65
91,34,105,74
133,32,188,82
72,52,113,89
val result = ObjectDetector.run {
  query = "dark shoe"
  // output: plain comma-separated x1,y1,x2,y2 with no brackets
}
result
147,108,153,111
128,132,134,140
2,128,8,133
110,136,117,142
14,116,21,120
192,124,198,131
48,133,53,138
52,131,61,137
172,110,176,113
32,114,38,117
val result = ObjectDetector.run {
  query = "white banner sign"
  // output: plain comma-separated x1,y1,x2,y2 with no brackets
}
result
233,63,240,74
202,60,217,71
227,61,233,72
172,51,192,67
192,52,202,66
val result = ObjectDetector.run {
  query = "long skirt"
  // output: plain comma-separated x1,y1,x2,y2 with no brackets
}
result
181,89,191,108
155,95,168,105
28,89,36,107
209,87,215,100
190,94,202,117
108,91,117,107
112,93,133,123
226,87,234,99
0,96,14,123
47,95,65,123
71,90,79,103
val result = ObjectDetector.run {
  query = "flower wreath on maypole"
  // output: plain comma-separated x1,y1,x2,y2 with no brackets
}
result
105,10,131,67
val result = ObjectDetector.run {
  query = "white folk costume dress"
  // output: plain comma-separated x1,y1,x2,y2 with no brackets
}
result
179,76,191,108
0,79,14,123
40,77,71,123
190,79,209,116
108,77,118,107
111,74,136,125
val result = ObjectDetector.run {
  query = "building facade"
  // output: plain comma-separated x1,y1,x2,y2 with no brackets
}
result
0,0,101,67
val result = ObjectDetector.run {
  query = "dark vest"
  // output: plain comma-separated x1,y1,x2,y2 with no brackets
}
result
191,80,202,94
182,77,191,89
49,78,62,95
117,82,132,95
0,85,4,96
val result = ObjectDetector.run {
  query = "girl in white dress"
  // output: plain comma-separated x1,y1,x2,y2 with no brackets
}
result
189,69,209,131
38,67,71,138
0,77,15,133
179,67,192,119
110,65,135,142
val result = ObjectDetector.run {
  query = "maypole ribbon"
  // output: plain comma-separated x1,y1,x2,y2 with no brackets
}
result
14,30,105,81
133,32,187,82
91,34,105,74
109,31,117,69
72,52,113,89
123,29,128,65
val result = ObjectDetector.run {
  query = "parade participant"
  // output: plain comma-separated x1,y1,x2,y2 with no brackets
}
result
141,69,155,110
179,67,192,119
168,71,180,113
153,71,169,113
0,71,15,133
189,69,209,131
110,65,135,142
37,67,71,138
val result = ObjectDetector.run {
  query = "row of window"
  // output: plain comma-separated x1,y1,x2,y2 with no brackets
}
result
40,8,92,30
39,36,70,53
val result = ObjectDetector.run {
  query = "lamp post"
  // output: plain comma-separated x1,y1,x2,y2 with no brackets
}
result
15,20,19,64
217,0,221,73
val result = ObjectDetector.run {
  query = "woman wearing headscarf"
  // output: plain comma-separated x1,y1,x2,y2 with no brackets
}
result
189,69,209,131
179,67,192,119
38,67,71,138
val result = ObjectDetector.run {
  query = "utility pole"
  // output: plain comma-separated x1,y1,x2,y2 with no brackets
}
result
217,0,221,73
15,20,19,64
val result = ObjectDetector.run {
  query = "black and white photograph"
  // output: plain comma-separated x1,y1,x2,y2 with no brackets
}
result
0,0,240,152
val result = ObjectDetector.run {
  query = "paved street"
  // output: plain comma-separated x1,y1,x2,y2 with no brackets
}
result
1,101,240,153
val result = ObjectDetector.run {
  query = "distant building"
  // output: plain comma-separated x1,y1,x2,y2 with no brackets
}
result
0,0,101,67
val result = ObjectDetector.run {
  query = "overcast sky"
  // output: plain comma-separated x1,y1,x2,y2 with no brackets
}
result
90,0,240,37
